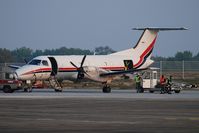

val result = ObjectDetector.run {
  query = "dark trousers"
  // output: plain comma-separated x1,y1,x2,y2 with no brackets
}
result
160,84,166,93
136,82,141,93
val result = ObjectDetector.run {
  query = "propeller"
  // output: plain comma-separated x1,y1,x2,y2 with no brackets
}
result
24,59,28,64
70,55,86,81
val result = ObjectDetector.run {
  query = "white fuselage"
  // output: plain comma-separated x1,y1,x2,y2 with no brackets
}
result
15,54,153,81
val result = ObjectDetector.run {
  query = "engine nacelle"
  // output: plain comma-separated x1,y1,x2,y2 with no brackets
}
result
83,66,112,83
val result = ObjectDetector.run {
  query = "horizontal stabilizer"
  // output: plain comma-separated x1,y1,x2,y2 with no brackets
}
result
132,27,188,31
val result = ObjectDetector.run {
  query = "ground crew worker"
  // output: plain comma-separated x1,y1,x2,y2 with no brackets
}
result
169,75,172,83
134,74,142,93
166,76,172,94
160,75,166,94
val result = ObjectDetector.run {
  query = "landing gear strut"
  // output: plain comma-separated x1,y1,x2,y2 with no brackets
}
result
102,85,111,93
23,80,33,92
24,87,32,92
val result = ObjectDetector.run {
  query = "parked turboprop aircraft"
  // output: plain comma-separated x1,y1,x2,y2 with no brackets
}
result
11,27,187,92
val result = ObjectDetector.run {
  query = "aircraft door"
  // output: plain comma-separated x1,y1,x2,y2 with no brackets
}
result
123,60,133,70
48,57,58,76
152,71,158,88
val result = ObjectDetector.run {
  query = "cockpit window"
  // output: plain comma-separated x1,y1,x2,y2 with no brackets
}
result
42,60,49,66
28,59,41,65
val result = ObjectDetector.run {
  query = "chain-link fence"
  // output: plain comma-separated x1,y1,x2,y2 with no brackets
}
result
151,61,199,79
0,63,25,79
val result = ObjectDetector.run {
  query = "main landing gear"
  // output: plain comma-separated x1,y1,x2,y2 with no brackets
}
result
24,87,32,92
23,80,33,92
102,84,111,93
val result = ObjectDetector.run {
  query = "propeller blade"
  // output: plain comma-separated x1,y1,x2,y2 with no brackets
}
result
80,55,86,68
70,55,87,81
24,59,28,64
70,61,79,69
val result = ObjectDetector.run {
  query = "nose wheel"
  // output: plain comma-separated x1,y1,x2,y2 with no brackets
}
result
102,85,111,93
22,80,33,93
24,88,32,92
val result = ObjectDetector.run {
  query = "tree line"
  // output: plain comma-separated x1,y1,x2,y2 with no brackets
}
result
0,46,198,63
0,46,115,63
152,51,199,61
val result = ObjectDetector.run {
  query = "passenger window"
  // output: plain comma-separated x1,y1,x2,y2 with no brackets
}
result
42,60,49,66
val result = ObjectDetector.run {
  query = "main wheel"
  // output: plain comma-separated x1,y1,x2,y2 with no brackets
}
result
3,85,14,93
174,90,180,93
54,89,63,92
102,86,111,93
149,90,154,93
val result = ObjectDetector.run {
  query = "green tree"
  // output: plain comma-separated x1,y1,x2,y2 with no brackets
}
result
12,47,33,62
0,48,14,63
95,46,116,55
193,52,199,61
32,49,43,58
151,56,167,61
175,51,193,61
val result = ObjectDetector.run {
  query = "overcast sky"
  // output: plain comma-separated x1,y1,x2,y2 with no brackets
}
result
0,0,198,57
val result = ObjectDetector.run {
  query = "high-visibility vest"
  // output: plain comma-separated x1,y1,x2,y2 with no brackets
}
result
134,76,141,83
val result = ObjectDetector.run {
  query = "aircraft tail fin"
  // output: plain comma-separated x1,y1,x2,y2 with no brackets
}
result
110,27,187,68
111,27,187,56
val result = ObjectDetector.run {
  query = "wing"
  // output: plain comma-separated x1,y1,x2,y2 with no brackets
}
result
99,68,148,77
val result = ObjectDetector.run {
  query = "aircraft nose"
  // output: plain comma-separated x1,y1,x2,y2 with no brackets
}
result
14,67,34,81
15,69,23,80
